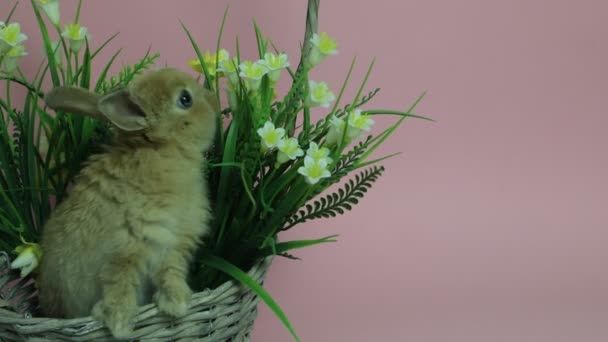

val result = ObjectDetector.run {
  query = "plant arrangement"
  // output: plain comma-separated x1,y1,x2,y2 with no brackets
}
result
0,0,430,340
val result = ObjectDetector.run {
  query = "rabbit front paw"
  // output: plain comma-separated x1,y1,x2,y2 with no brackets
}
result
154,278,192,318
92,299,137,339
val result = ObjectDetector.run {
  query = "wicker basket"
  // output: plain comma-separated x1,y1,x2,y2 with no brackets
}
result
0,252,272,341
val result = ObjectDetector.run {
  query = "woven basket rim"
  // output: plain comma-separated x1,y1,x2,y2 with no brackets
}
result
0,255,273,330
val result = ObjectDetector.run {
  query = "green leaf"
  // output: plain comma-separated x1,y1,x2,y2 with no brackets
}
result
358,91,427,162
202,255,301,342
253,20,268,58
353,152,401,169
352,58,376,107
284,166,385,229
4,1,19,23
31,0,60,87
180,20,213,89
261,235,339,257
330,56,357,114
363,109,435,122
94,48,122,93
79,39,92,89
91,32,120,59
214,5,230,102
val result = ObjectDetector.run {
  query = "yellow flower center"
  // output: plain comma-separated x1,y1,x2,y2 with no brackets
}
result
64,23,82,40
306,162,326,179
317,32,338,54
241,61,266,79
1,24,22,44
312,83,330,100
263,130,282,146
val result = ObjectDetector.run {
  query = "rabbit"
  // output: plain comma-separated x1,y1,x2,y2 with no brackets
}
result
36,67,219,339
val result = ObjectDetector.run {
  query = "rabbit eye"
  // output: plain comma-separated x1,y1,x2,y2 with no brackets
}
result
177,90,193,109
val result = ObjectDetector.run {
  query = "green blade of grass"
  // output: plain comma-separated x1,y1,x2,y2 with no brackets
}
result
214,4,230,103
253,20,267,58
214,119,239,245
74,0,83,23
91,32,120,59
358,91,427,162
330,56,357,114
179,20,213,89
202,255,301,342
352,58,376,107
4,1,19,23
79,39,92,89
94,48,122,93
260,235,339,257
363,109,435,122
353,152,401,170
31,0,60,87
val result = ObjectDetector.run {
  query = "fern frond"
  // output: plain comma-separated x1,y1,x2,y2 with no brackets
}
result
283,165,385,230
100,50,160,93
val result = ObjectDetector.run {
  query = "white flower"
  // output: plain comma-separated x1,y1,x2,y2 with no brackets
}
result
260,52,289,82
308,32,338,66
325,115,350,147
257,121,285,151
217,57,240,86
239,60,269,91
276,137,304,165
10,243,42,278
37,0,60,26
0,23,28,54
347,109,375,132
61,23,90,53
325,110,375,147
1,44,27,73
306,80,335,108
306,142,333,164
297,156,331,185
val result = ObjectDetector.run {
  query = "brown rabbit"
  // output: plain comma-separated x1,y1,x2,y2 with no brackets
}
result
37,67,218,338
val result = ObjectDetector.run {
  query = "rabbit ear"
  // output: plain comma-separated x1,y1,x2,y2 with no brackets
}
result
97,89,149,132
44,86,108,122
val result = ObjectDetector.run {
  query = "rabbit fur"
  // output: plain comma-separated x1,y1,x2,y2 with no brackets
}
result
36,67,218,338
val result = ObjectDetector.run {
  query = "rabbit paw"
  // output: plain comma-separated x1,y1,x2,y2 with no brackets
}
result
154,279,192,318
92,299,136,339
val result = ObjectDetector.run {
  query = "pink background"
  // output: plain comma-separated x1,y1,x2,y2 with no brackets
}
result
2,0,608,341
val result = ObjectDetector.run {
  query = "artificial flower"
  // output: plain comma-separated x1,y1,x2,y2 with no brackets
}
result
306,80,335,108
1,44,27,73
239,60,268,92
276,137,304,165
61,23,90,53
10,240,43,278
37,0,60,27
261,52,289,82
306,142,332,164
257,121,285,151
217,57,240,86
308,32,338,66
297,156,331,185
0,23,28,55
188,49,229,77
325,115,350,147
347,109,375,132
